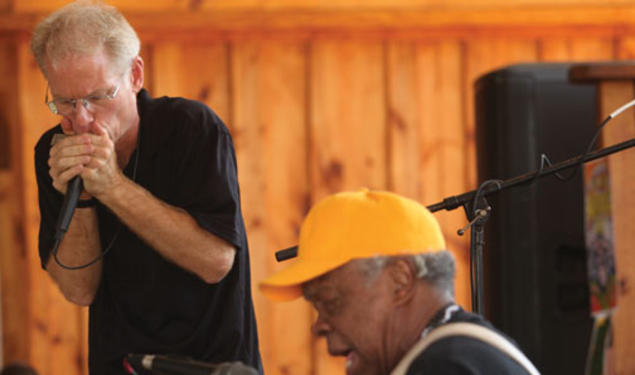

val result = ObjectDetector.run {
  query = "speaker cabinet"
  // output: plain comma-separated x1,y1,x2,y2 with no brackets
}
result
475,64,595,375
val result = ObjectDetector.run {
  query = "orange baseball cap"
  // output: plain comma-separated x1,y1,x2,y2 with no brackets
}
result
259,188,446,301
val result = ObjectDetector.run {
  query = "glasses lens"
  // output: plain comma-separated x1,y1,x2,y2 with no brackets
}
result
47,101,59,115
54,100,75,115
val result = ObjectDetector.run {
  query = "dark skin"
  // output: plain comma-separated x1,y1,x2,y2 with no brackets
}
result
302,258,452,375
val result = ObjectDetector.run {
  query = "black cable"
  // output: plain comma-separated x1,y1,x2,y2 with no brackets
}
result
532,106,617,184
51,136,141,270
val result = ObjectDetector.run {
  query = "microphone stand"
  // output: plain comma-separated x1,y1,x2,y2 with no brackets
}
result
275,138,635,315
426,137,634,315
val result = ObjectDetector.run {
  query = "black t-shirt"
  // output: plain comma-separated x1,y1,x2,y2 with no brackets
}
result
406,306,533,374
34,90,263,375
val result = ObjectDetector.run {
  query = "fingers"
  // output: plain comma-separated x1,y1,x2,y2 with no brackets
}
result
49,135,93,193
51,164,85,194
48,121,120,197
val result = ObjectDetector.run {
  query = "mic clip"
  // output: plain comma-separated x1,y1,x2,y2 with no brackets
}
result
457,194,492,236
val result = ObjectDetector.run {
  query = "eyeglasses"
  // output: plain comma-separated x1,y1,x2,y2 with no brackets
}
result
45,84,120,116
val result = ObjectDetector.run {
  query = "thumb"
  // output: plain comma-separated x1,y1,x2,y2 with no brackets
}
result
91,121,110,139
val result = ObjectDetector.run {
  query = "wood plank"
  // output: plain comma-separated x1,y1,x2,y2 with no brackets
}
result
309,38,386,375
0,0,9,14
417,40,472,310
596,80,635,375
197,0,635,8
385,40,471,309
12,0,635,13
616,36,635,60
0,37,31,368
150,42,230,122
386,41,421,201
309,38,386,201
126,7,635,33
7,7,635,34
12,0,187,12
231,39,312,375
539,37,614,62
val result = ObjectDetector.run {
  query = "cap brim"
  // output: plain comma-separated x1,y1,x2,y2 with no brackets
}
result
259,256,351,302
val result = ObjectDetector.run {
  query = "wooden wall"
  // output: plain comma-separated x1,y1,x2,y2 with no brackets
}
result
0,1,634,375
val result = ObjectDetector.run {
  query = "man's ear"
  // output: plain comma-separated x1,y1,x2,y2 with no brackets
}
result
388,258,417,305
130,55,144,92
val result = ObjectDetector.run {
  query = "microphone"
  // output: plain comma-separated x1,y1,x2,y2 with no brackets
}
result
50,133,84,243
53,176,83,242
126,354,259,375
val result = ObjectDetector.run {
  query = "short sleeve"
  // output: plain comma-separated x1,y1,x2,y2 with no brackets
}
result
168,108,245,251
34,127,65,268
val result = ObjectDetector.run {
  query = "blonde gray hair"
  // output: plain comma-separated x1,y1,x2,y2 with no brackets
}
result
30,1,140,78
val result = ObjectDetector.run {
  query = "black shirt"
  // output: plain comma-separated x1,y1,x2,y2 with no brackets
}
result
35,90,263,375
407,305,533,374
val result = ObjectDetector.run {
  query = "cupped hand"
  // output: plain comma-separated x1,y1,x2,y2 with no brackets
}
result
79,122,124,198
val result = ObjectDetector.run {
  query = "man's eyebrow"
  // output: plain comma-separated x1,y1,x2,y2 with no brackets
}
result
302,285,317,300
53,87,107,100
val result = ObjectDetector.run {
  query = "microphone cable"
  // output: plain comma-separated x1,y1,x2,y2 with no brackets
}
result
531,98,635,183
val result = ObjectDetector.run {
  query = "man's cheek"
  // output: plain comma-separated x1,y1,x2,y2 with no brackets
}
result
60,117,75,134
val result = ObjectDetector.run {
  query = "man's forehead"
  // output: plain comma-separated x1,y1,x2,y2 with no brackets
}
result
301,271,336,301
301,262,361,301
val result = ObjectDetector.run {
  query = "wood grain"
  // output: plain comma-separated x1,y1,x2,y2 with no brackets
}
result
232,39,313,375
309,38,386,375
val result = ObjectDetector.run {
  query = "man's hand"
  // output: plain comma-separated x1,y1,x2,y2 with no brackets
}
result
48,121,123,199
80,123,125,198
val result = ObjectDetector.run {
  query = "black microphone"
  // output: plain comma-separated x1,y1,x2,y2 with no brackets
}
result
126,354,259,375
53,176,83,242
50,133,84,243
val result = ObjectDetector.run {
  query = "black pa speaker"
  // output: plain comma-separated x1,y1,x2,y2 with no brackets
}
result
475,63,596,375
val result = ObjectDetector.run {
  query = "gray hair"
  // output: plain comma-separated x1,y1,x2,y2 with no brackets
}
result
355,251,456,298
30,1,140,78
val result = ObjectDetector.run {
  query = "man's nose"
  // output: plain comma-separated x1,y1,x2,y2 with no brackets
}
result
70,103,94,133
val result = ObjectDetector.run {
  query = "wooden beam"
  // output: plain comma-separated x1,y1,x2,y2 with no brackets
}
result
5,6,635,34
570,62,635,82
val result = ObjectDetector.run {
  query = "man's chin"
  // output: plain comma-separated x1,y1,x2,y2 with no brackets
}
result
345,352,380,375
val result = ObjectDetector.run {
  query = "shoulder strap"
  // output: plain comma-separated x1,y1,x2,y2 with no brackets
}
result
390,322,540,375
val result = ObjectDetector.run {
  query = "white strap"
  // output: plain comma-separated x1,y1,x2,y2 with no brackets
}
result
390,322,540,375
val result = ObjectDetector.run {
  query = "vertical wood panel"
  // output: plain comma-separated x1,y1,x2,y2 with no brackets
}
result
309,38,386,375
232,39,313,375
417,41,471,310
12,0,187,12
0,37,31,367
151,42,230,124
616,36,635,60
309,39,387,201
386,42,421,201
539,37,613,61
386,40,471,309
16,38,49,375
